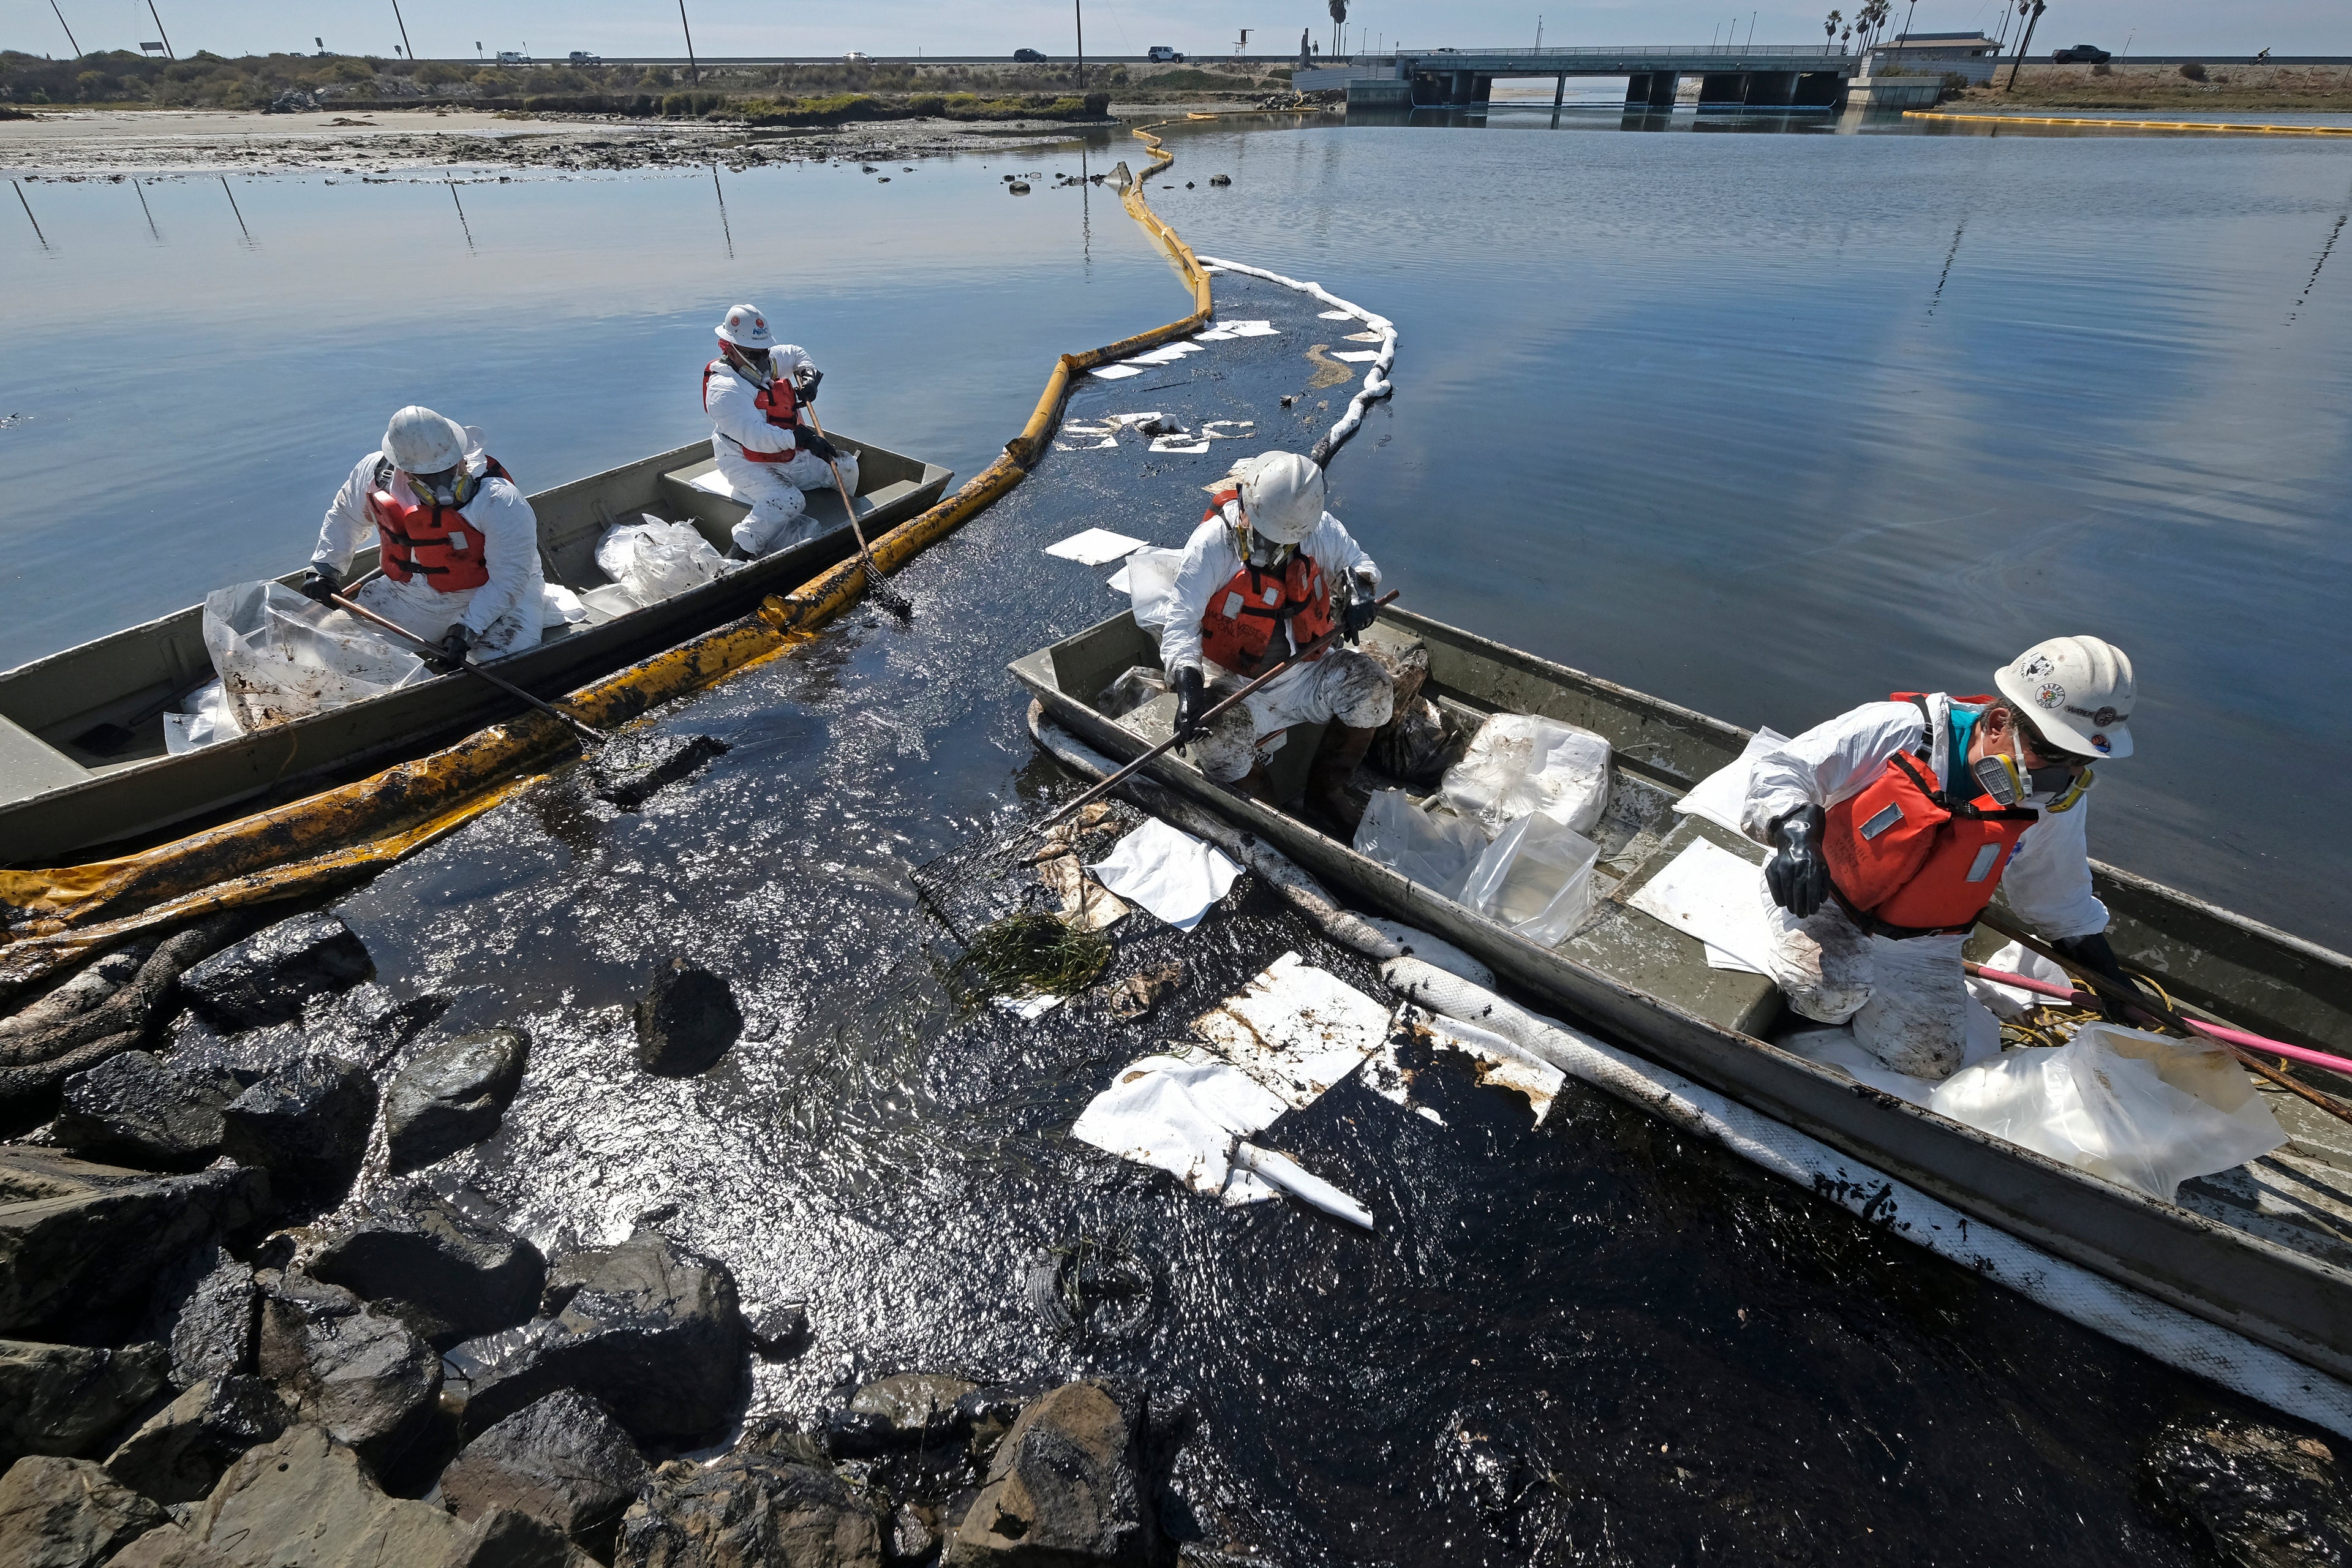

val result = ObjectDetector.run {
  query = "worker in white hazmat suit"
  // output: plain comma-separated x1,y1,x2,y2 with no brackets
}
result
1740,636,2146,1080
300,406,545,667
701,303,857,559
1161,451,1393,831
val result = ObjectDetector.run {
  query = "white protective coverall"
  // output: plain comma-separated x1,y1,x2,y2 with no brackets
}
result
704,347,858,557
309,435,546,658
1159,501,1394,784
1740,692,2107,1079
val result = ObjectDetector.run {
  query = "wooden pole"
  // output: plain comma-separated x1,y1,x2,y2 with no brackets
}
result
389,0,416,65
1074,0,1084,89
678,0,699,84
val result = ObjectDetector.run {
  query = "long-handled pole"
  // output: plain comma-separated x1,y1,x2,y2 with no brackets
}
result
1039,590,1400,831
801,404,913,621
328,592,606,747
1977,912,2352,1128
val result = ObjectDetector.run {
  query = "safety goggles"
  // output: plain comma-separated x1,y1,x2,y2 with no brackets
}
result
404,465,470,508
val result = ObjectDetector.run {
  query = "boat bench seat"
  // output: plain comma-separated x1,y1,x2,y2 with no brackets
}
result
0,712,92,808
1569,813,1784,1037
654,456,925,541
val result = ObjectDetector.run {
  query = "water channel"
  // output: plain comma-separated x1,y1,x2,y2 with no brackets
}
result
7,107,2352,1561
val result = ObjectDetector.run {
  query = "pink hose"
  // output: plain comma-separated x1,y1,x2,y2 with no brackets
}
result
1967,962,2352,1079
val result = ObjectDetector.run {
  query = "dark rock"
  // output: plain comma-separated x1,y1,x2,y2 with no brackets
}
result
141,1243,257,1388
255,1272,441,1471
104,1375,287,1505
0,1147,268,1336
0,1454,168,1567
821,1409,902,1461
0,1340,168,1466
591,734,732,812
853,1374,981,1438
310,1188,545,1349
51,1052,228,1172
178,913,372,1030
1208,173,1231,186
943,1380,1172,1567
614,1452,882,1567
442,1506,585,1567
746,1302,810,1360
180,1423,470,1561
2146,1417,2352,1566
385,1030,529,1173
459,1230,748,1446
438,1389,647,1555
952,1387,1033,1468
890,1503,941,1564
219,1055,377,1208
633,962,742,1078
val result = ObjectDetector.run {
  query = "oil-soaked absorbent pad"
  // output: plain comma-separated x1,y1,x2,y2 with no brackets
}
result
1364,1004,1566,1125
1044,527,1148,565
1072,952,1389,1217
1087,817,1242,930
1626,837,1775,974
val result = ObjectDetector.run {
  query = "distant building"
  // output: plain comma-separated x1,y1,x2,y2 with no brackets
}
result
1868,31,2002,85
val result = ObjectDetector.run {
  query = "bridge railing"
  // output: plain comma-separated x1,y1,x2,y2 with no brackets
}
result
1374,43,1852,62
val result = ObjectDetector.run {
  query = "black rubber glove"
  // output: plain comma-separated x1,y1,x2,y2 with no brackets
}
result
1341,569,1380,640
432,624,473,674
797,367,823,403
797,429,840,465
298,565,340,605
2053,932,2146,1022
1172,666,1208,745
1765,804,1832,919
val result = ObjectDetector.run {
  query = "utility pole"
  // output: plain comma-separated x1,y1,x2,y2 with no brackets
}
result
146,1,174,59
1074,0,1084,88
390,0,415,64
2005,0,2045,89
47,1,80,58
677,1,699,83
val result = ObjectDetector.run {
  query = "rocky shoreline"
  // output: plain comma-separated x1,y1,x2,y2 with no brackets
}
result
0,908,1194,1567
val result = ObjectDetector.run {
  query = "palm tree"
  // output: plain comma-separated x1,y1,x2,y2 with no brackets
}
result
1329,0,1347,58
2006,0,2047,89
1825,9,1843,53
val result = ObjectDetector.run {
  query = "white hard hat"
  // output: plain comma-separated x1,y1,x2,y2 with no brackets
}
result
1236,451,1325,546
715,303,775,350
381,406,467,475
1995,635,2136,760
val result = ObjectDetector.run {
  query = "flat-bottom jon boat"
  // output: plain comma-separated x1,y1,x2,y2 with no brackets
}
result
1014,606,2352,1383
0,437,952,866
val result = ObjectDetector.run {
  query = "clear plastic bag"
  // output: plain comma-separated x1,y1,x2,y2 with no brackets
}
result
1456,812,1601,948
1439,714,1613,839
1928,1022,2285,1201
1121,546,1186,631
162,679,241,755
1352,788,1488,897
594,515,723,604
201,581,429,735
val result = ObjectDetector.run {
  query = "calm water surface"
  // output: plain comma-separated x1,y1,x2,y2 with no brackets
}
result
7,111,2352,1562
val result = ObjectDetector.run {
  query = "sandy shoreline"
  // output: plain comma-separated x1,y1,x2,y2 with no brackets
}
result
0,102,1261,179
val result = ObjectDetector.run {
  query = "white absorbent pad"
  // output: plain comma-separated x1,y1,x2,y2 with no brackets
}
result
1673,725,1792,837
690,469,737,499
1087,817,1242,931
1044,527,1148,565
1626,838,1776,974
1089,363,1147,379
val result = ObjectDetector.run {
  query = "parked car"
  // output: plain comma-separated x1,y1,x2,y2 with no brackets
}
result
2051,43,2113,63
567,50,600,63
1147,45,1186,63
1012,47,1046,62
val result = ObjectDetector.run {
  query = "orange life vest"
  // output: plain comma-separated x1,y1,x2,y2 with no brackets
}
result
366,456,511,594
1822,693,2040,938
704,358,799,464
1194,489,1338,677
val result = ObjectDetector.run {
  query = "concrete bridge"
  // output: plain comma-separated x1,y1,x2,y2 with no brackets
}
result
1294,45,1861,111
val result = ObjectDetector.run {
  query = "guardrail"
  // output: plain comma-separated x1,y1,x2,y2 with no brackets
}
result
1389,43,1850,59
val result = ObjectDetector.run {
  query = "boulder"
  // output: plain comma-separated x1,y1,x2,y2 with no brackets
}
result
183,1423,469,1565
384,1031,529,1173
0,1454,169,1567
255,1272,441,1472
442,1507,589,1567
105,1376,288,1506
219,1055,377,1209
0,1340,168,1468
105,1523,243,1566
437,1389,647,1554
458,1231,747,1446
614,1453,882,1568
0,1147,267,1336
2146,1417,2352,1566
944,1381,1172,1568
178,913,373,1030
745,1302,810,1360
141,1243,257,1387
633,962,742,1077
309,1188,545,1349
51,1052,228,1171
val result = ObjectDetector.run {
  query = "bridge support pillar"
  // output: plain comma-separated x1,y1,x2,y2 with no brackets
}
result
1553,73,1567,110
1698,72,1749,110
1624,72,1654,107
1647,70,1679,107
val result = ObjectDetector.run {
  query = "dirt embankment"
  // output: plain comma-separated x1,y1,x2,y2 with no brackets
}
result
1946,59,2352,112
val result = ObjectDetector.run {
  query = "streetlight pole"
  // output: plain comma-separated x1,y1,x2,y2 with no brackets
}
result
677,1,699,83
47,1,80,57
390,1,416,64
1075,0,1084,89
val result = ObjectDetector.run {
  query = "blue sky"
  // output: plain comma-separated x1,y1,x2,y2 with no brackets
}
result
5,0,2339,61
